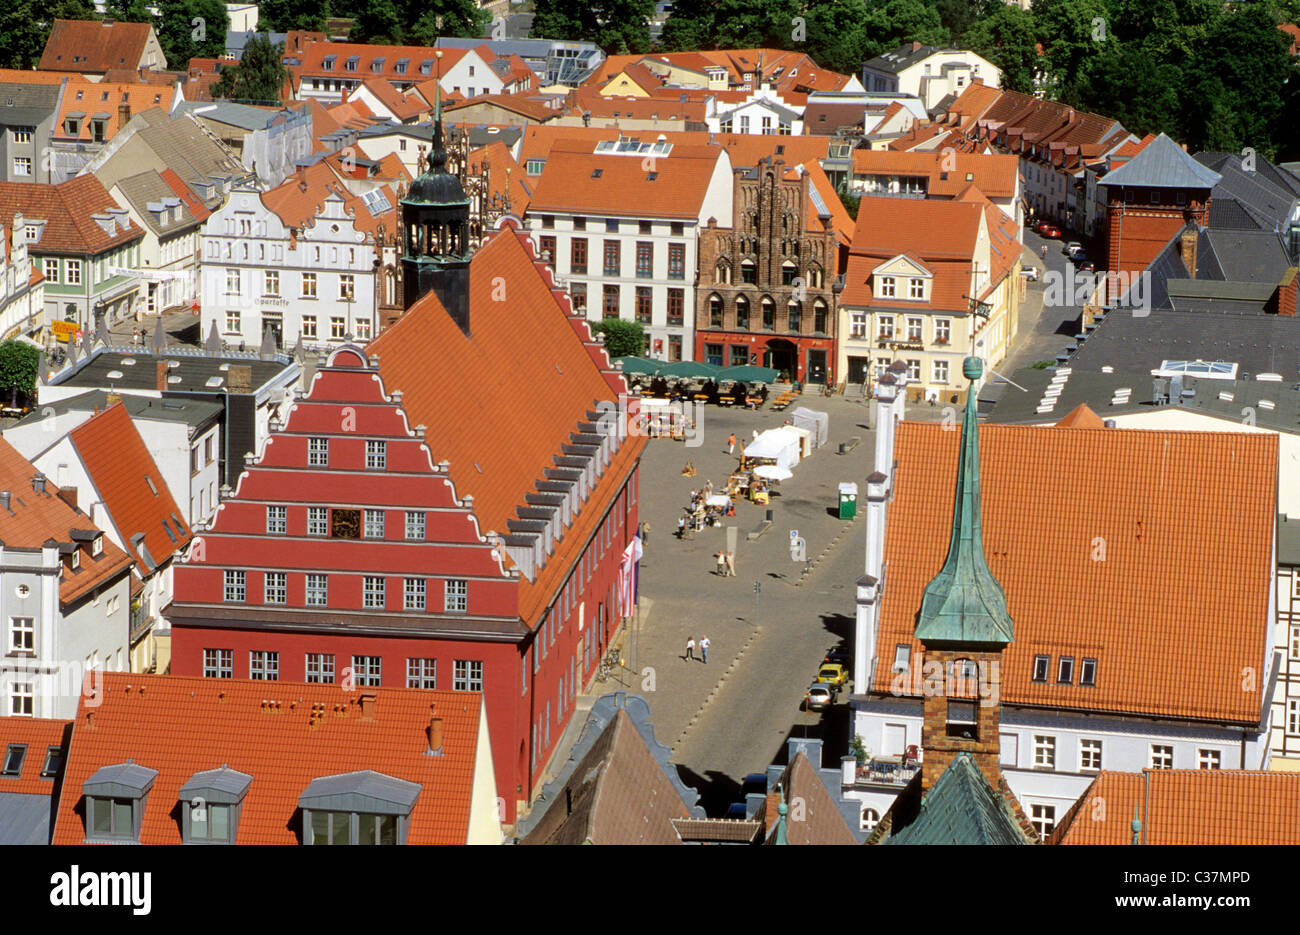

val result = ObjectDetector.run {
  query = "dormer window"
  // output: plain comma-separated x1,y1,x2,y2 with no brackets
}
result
81,761,157,843
299,770,419,845
179,766,251,845
92,535,103,557
1031,654,1049,682
1080,657,1097,686
909,278,925,299
69,549,80,571
878,276,896,298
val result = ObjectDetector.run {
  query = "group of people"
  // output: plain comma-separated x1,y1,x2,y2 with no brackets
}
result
677,481,735,538
714,550,737,576
684,635,711,664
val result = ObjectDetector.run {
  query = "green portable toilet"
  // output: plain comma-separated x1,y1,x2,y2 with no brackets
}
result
838,482,858,519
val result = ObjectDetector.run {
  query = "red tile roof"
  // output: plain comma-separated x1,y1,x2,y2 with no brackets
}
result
296,41,470,84
68,404,191,570
1051,770,1300,844
527,139,726,219
0,176,143,256
1055,403,1105,429
852,150,1019,200
873,424,1277,724
52,77,176,144
369,226,643,622
446,91,557,123
50,673,486,844
0,718,71,796
260,161,395,237
39,19,158,73
842,194,1012,309
0,439,133,605
159,168,211,223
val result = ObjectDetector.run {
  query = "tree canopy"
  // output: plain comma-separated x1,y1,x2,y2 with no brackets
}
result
533,0,656,55
593,318,647,359
212,32,290,104
0,341,41,409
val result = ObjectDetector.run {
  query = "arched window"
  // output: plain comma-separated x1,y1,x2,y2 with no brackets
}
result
761,296,775,330
709,293,724,328
787,300,802,332
813,299,828,333
781,261,798,286
807,264,823,289
741,259,757,285
715,261,731,285
735,295,750,330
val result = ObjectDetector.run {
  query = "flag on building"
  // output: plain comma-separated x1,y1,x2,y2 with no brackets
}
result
618,535,642,617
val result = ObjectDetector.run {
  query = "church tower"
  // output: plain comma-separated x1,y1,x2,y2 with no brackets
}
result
401,88,472,332
914,355,1014,794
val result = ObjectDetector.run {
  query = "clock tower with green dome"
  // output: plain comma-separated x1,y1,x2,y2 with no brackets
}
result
401,88,472,332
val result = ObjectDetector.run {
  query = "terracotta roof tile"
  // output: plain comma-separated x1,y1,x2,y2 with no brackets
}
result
0,439,133,605
446,91,556,123
873,424,1277,723
852,150,1019,200
159,169,211,223
50,673,484,844
53,77,176,145
527,139,726,220
0,718,71,795
1055,403,1106,428
69,404,191,569
1052,770,1300,844
0,176,143,256
39,20,157,73
469,140,530,214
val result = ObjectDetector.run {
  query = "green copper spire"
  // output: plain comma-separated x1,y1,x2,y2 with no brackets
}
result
914,356,1014,646
774,787,788,846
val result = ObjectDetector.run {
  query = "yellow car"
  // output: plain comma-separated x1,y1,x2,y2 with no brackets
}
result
816,664,848,689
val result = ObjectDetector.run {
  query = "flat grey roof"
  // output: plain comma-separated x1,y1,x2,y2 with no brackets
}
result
15,389,224,430
52,347,296,396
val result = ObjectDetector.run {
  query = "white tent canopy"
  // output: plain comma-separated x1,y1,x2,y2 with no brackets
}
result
790,407,829,448
746,428,800,470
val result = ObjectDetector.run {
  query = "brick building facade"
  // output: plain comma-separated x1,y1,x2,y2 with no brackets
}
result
693,158,848,383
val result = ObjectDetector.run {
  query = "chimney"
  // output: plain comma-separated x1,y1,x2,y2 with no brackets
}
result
156,361,169,391
0,491,9,512
227,365,253,394
105,392,121,406
358,691,377,720
31,474,46,495
1277,268,1297,317
426,717,444,754
57,486,77,509
1179,225,1198,277
118,102,130,125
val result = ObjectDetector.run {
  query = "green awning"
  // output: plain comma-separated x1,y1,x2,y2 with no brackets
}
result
614,357,663,375
720,365,780,384
657,360,723,379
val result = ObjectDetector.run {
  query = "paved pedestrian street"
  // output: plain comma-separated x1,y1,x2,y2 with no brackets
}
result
577,392,950,813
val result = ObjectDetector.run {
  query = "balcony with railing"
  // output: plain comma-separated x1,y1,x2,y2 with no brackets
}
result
853,756,920,787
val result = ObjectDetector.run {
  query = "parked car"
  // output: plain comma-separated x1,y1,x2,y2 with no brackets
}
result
1020,265,1040,281
804,682,835,710
1077,259,1097,273
1064,241,1083,257
816,663,848,688
1040,224,1062,239
823,651,851,668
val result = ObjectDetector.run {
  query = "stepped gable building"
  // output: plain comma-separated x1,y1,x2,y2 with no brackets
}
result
169,106,644,825
693,155,850,384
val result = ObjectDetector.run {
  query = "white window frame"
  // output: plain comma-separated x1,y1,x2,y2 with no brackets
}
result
305,653,335,684
364,509,385,538
404,577,426,610
203,648,233,679
445,579,467,613
1079,738,1102,772
453,659,483,691
1030,804,1055,838
224,570,245,602
266,505,287,534
306,574,329,607
308,437,329,467
1033,735,1056,769
264,571,287,604
405,511,425,540
363,576,386,609
351,655,382,687
307,506,328,536
249,650,279,681
9,616,34,654
1197,749,1221,770
365,440,386,470
1150,744,1174,769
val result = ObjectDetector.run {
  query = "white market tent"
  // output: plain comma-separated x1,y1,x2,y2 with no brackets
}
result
790,407,829,448
746,428,800,470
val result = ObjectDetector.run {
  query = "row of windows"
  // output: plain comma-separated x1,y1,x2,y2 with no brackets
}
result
536,216,686,236
718,115,791,135
860,315,952,344
305,438,387,470
1031,654,1098,687
202,649,483,690
224,570,464,612
266,506,423,539
224,311,372,341
713,259,824,288
1022,735,1222,772
224,268,356,299
568,283,686,325
537,236,687,281
705,294,829,333
1,742,62,779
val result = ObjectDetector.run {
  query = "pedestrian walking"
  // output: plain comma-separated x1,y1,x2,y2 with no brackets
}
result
727,432,736,455
685,636,696,661
700,635,710,664
677,516,687,539
715,551,728,575
725,551,736,577
639,521,649,546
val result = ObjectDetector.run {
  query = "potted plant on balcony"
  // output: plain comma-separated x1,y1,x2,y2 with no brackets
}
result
851,734,869,767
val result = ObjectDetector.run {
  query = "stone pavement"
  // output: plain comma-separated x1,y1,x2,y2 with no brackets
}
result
570,391,955,813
